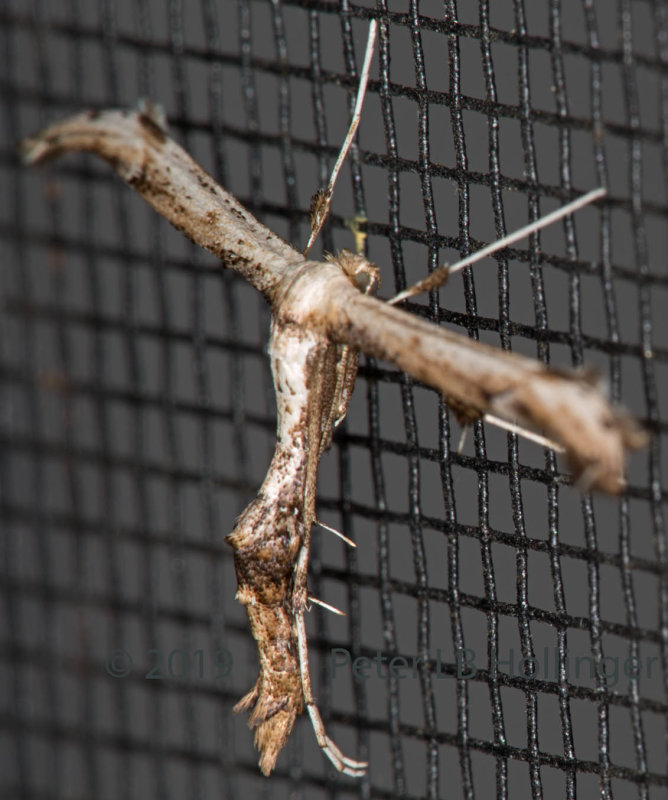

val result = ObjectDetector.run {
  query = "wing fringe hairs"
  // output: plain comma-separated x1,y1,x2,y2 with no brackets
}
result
22,107,647,775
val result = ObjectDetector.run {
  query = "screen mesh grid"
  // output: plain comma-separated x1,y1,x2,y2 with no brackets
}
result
1,1,667,799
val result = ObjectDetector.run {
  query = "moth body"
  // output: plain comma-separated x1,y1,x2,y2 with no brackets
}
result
227,257,369,774
22,105,647,778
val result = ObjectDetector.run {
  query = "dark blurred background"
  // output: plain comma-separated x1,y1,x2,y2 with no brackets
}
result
1,2,666,798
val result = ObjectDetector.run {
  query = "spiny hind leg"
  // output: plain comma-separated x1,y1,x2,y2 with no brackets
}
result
295,608,367,776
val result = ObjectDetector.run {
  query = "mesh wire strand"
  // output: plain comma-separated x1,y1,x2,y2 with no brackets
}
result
1,1,667,799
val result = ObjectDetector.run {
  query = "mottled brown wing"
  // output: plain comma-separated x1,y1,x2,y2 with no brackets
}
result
21,107,301,299
325,289,646,493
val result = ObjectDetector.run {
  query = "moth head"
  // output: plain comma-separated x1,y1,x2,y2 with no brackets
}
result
327,249,380,295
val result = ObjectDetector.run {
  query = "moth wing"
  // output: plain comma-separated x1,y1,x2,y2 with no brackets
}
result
330,291,645,492
21,108,301,297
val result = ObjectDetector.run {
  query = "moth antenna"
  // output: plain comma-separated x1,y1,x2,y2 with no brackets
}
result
316,519,357,548
309,596,346,617
303,19,377,255
388,187,606,305
483,413,565,452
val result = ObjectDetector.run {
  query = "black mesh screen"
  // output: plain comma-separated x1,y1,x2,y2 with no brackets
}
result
1,1,667,798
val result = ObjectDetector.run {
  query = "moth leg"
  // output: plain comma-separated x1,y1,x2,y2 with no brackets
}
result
308,595,346,616
482,413,563,452
454,411,564,459
295,611,368,776
448,394,563,456
293,538,365,774
316,519,357,548
388,187,606,305
303,20,377,255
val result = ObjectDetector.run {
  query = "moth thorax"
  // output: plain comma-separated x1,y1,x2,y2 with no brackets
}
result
328,250,380,295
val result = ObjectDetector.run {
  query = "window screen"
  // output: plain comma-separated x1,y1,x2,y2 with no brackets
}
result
1,1,666,798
